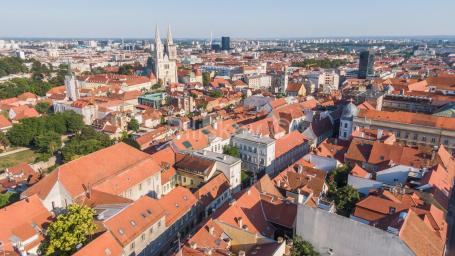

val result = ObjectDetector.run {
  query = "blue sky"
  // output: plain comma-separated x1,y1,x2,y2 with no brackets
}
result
1,0,454,38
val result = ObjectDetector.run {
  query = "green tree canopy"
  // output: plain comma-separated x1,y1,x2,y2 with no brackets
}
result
0,192,20,208
127,118,140,132
39,204,96,256
61,127,112,162
0,57,27,78
223,145,239,158
334,185,360,217
35,102,52,114
291,236,320,256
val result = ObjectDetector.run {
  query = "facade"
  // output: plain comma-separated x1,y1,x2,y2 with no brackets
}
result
190,150,242,192
318,71,340,92
358,50,375,79
232,131,276,174
353,109,455,153
154,25,178,85
246,74,272,89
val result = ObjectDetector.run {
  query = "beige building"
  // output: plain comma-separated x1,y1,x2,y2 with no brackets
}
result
353,109,455,153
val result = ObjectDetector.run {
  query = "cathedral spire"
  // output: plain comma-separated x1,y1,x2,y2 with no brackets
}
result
167,24,173,45
155,24,162,46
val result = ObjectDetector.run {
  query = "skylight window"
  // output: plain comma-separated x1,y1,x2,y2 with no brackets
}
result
130,220,136,227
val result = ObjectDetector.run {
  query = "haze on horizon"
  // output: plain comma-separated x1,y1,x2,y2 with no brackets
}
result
2,0,455,39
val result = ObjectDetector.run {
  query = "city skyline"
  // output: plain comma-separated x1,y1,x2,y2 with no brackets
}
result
2,0,455,38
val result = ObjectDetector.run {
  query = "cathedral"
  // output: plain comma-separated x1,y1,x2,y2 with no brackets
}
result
154,25,178,85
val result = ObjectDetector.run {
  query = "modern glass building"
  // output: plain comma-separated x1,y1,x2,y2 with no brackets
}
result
358,50,375,79
221,36,230,51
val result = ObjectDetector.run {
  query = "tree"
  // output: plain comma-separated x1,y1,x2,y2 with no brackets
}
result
118,64,134,75
334,185,360,217
34,131,62,154
291,236,320,256
223,145,239,158
35,102,51,114
202,72,210,87
61,127,112,162
0,132,10,150
209,90,223,98
127,118,140,132
39,204,96,256
122,135,140,150
152,83,161,90
326,165,351,197
0,192,20,208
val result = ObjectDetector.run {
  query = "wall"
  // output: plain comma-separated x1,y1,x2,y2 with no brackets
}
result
295,205,414,256
348,175,383,195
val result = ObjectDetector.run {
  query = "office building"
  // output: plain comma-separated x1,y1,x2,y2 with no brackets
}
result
358,50,375,79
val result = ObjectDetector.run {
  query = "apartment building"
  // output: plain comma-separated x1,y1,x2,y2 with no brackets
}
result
353,109,455,154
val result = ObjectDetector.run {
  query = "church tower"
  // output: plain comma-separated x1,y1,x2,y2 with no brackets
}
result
65,63,79,101
154,25,178,85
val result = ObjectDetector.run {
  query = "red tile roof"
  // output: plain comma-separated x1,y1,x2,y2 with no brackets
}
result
158,186,197,226
275,131,308,158
104,196,165,246
73,231,123,256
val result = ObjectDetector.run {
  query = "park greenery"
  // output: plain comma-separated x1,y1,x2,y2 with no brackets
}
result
292,58,347,69
39,204,96,256
0,57,27,77
61,126,112,162
326,165,360,217
0,59,69,99
4,111,113,163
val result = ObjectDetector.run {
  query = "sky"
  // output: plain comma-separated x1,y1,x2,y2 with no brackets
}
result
1,0,455,39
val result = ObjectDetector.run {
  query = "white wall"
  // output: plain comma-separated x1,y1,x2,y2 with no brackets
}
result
348,175,383,195
296,205,414,256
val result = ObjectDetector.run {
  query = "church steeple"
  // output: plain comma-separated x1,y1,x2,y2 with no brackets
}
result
167,24,174,45
155,24,162,46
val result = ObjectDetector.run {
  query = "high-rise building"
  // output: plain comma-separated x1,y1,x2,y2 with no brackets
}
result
154,25,178,85
358,50,375,79
221,36,230,51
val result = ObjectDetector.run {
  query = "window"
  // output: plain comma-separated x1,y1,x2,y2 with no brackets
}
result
413,134,418,140
422,137,426,142
141,234,145,241
343,132,347,138
139,183,142,190
431,137,436,143
396,131,401,138
344,123,348,128
131,242,135,249
150,227,154,233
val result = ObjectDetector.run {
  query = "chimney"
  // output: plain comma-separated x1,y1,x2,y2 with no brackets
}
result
190,242,197,249
297,164,303,174
213,121,218,129
236,217,243,228
238,251,246,256
204,248,213,256
208,226,215,235
377,129,383,140
277,237,284,243
176,133,181,140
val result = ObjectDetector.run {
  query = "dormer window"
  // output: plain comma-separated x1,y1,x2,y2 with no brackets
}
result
118,228,125,235
389,207,396,214
130,220,136,227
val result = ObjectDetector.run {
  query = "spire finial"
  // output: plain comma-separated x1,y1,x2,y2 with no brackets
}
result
167,24,173,45
155,25,161,45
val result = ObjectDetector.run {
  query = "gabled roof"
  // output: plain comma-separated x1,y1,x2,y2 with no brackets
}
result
23,143,161,199
274,131,308,158
158,186,197,226
0,195,52,253
399,210,445,256
194,173,230,209
73,231,123,256
104,196,165,246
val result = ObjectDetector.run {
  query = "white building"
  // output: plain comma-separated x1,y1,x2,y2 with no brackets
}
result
339,102,359,140
231,131,276,174
318,71,340,92
154,25,178,85
246,74,272,89
191,150,242,192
